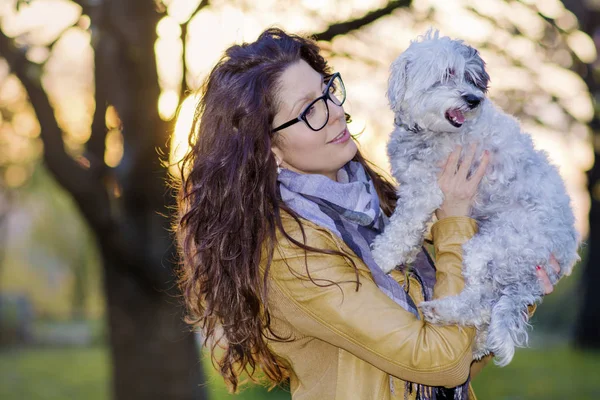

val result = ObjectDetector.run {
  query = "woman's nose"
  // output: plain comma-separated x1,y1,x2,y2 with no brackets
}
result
327,99,345,124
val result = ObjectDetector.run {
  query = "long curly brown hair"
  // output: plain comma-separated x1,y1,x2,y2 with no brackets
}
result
175,27,398,392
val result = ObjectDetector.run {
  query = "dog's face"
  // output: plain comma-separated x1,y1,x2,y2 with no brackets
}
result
388,31,490,133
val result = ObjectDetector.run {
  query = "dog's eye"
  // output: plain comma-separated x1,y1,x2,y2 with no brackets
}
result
447,68,455,77
465,74,481,88
465,73,489,92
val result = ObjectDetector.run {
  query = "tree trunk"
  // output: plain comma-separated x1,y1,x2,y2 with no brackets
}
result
574,156,600,348
101,249,207,399
92,1,209,397
1,0,419,396
561,0,600,349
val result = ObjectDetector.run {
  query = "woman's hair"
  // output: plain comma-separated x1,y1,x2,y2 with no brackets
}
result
175,27,398,392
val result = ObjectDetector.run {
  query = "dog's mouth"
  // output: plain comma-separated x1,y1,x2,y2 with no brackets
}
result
445,109,465,128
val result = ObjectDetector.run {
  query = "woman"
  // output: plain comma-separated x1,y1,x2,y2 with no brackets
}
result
175,28,557,400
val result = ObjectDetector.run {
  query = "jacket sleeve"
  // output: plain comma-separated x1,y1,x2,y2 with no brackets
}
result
268,216,478,387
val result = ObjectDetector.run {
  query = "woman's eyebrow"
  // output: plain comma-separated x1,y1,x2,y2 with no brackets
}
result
289,76,326,116
290,94,315,116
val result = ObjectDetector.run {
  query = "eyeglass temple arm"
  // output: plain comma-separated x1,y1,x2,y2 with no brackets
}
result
272,118,301,133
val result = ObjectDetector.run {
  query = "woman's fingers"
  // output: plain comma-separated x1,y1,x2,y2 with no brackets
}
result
440,144,489,185
441,146,461,177
436,144,490,219
536,266,554,295
438,146,461,183
549,254,561,275
456,143,477,179
536,255,561,296
468,149,490,189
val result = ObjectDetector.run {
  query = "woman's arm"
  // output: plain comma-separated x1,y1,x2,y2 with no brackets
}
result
267,216,478,388
429,216,477,298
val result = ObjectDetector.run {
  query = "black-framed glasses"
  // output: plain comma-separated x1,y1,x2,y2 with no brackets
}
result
273,72,346,132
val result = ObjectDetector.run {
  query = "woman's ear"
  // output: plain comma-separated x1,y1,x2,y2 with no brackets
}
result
271,147,283,174
271,146,284,166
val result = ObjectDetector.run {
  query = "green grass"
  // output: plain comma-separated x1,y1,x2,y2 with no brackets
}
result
1,344,599,399
0,347,110,400
0,346,289,400
471,346,600,399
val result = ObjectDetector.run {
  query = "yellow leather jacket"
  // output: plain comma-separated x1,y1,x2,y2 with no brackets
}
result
261,214,495,400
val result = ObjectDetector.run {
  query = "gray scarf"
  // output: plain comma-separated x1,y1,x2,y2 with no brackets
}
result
277,161,469,400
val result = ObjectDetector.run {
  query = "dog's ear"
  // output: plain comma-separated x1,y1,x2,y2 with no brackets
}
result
387,56,410,112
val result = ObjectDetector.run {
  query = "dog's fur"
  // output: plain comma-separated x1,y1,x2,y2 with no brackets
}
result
371,30,580,366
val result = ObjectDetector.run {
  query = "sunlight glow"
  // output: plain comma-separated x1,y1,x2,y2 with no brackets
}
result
531,0,565,19
555,10,579,31
78,14,91,30
158,90,180,121
12,112,40,138
4,165,29,188
0,75,26,104
537,64,588,102
567,30,597,63
155,36,183,90
437,8,495,41
504,36,539,66
104,128,124,168
170,95,199,177
559,94,594,123
2,0,81,45
156,15,181,38
2,0,594,237
43,27,94,153
26,46,50,64
525,122,591,235
105,105,121,129
166,0,202,24
505,1,546,40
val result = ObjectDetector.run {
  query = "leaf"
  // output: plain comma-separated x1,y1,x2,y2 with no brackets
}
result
15,0,32,12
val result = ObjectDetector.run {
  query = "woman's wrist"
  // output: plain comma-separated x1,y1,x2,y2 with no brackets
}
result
435,205,471,220
431,216,478,243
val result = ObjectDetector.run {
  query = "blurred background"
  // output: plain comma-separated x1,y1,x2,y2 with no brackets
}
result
0,0,599,399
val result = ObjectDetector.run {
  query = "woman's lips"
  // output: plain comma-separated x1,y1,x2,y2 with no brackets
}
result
328,128,350,144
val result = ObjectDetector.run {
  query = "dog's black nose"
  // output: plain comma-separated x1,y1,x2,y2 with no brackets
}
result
463,94,482,109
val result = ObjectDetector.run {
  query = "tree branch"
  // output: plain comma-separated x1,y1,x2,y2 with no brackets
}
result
179,0,209,101
179,21,189,102
0,189,13,281
86,83,108,170
1,28,174,289
186,0,210,24
0,30,100,204
70,0,99,18
313,0,412,42
86,5,109,172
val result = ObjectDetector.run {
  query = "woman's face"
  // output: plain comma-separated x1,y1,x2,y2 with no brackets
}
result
271,60,357,181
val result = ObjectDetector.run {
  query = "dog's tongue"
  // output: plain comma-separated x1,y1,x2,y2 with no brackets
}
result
448,109,465,124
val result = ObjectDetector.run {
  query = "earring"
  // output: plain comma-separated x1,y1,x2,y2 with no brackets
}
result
276,158,282,174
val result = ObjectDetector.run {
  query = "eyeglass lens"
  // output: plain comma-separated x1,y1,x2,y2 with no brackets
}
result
304,74,346,131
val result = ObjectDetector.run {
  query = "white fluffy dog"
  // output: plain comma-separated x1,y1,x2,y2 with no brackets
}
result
371,30,580,366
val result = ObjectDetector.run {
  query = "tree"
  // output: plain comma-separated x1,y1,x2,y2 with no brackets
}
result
1,0,206,397
2,0,597,398
0,0,413,398
561,0,600,349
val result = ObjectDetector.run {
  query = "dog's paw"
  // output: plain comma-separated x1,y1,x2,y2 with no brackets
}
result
472,348,492,361
418,301,442,324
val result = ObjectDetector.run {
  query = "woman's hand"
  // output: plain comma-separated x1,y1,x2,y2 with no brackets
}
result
537,254,561,295
436,144,491,220
526,255,560,321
